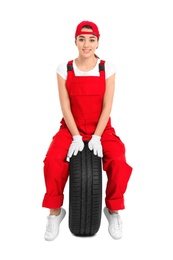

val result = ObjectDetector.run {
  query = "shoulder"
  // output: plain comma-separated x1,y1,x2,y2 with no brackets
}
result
104,60,116,79
56,61,69,80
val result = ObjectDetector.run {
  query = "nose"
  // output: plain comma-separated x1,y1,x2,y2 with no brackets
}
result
83,39,90,48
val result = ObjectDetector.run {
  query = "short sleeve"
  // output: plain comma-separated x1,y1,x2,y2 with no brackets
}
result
105,61,116,79
56,62,67,80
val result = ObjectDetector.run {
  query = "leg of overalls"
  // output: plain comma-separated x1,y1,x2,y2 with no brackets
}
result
42,126,72,209
101,128,133,210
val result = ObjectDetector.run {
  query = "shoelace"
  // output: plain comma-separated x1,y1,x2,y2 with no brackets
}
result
46,217,56,233
111,214,121,230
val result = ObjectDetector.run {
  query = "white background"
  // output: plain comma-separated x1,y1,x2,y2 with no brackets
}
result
0,0,173,259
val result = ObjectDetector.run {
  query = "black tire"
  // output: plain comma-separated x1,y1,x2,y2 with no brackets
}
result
69,141,102,236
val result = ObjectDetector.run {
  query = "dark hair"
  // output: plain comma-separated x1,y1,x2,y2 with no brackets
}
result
81,26,100,59
82,25,92,29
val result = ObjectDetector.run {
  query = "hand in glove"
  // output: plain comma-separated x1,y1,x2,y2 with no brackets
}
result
88,135,103,158
66,135,84,162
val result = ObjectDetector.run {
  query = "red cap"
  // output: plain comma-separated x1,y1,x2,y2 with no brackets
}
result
75,21,100,38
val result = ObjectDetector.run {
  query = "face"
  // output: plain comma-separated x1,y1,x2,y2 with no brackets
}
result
75,28,99,58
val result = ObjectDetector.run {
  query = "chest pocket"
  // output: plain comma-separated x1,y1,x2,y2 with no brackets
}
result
70,76,101,96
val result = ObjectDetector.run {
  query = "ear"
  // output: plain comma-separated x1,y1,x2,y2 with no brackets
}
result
75,39,77,46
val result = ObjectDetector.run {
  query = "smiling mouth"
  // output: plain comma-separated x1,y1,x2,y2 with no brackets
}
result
83,49,91,53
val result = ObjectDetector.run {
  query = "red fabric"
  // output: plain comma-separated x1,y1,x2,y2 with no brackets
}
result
42,60,132,210
75,20,100,38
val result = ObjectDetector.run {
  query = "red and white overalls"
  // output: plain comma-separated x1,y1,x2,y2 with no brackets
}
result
42,60,132,210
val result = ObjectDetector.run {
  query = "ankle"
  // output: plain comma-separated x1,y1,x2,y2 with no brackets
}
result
50,208,61,216
109,210,118,214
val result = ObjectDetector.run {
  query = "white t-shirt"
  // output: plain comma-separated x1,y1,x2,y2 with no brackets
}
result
56,59,116,80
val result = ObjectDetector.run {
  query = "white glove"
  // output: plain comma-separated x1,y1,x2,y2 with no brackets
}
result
66,135,84,162
88,135,103,158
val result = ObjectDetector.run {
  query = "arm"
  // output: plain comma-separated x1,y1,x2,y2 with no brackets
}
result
94,73,116,136
57,73,79,136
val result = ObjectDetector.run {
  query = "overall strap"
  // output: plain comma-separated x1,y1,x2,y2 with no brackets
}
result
67,60,73,71
66,60,74,86
99,60,105,80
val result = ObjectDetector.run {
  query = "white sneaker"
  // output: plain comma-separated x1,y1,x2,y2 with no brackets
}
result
44,208,66,241
104,207,122,240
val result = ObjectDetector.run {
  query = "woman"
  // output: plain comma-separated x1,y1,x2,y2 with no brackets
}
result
42,20,132,241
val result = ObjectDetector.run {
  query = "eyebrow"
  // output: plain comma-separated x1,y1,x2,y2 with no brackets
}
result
78,35,96,39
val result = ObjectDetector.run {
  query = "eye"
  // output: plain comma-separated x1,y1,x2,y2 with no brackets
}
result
90,39,96,42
